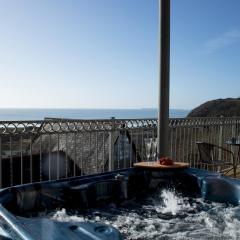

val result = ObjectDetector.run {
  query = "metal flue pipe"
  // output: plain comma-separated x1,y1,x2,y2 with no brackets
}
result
157,0,170,158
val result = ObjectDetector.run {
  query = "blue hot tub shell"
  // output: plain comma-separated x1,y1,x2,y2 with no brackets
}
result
0,167,239,239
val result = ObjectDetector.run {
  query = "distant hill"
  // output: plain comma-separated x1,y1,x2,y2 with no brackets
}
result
187,98,240,117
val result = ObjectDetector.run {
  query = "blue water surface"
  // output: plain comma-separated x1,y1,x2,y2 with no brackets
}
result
0,108,189,121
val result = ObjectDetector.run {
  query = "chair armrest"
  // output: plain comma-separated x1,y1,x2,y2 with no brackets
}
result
216,146,234,156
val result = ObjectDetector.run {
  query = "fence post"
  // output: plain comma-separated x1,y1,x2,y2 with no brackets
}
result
232,117,237,138
231,118,237,152
218,116,223,147
218,116,224,163
231,118,238,170
109,117,115,171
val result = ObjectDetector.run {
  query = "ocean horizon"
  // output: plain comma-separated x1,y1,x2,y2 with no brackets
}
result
0,108,190,121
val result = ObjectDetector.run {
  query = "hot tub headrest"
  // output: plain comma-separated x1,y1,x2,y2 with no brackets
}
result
201,176,240,205
182,168,240,205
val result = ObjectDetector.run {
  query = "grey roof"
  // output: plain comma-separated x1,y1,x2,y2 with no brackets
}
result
32,122,110,175
31,120,138,175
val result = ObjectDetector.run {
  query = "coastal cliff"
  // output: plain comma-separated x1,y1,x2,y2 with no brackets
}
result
187,98,240,117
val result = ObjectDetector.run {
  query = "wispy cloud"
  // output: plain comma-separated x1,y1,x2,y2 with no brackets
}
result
204,29,240,53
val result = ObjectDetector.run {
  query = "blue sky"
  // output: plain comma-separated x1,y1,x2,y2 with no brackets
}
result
0,0,240,110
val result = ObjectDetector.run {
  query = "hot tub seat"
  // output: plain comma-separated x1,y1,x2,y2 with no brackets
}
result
19,218,123,240
67,179,123,208
0,168,151,215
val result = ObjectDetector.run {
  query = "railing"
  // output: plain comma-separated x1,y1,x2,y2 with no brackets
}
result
0,117,240,188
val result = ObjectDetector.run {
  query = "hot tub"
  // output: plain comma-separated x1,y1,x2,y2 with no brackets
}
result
0,167,240,239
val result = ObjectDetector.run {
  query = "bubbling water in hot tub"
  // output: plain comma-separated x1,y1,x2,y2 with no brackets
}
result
47,189,240,240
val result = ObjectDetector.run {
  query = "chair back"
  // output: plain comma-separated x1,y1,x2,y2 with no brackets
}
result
196,142,214,164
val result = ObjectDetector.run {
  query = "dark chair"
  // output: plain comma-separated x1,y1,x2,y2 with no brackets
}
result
196,142,235,176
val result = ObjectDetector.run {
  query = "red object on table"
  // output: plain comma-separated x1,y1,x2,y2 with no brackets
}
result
158,157,174,165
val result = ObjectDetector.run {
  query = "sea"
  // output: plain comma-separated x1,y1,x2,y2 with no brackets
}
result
0,108,189,121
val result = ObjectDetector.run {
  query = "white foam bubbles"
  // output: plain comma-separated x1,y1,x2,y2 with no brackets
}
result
51,208,85,222
47,189,240,239
155,189,191,215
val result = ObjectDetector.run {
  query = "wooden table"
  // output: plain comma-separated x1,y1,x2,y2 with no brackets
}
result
133,161,189,169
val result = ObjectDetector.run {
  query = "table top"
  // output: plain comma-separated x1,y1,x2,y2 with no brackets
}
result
225,140,240,146
133,161,189,169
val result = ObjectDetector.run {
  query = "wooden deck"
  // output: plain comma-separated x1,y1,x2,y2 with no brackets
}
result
225,165,240,178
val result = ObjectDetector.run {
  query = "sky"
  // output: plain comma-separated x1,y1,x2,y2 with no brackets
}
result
0,0,240,110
